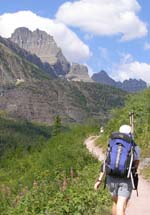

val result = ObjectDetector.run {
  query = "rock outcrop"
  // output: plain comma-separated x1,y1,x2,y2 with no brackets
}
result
66,63,93,82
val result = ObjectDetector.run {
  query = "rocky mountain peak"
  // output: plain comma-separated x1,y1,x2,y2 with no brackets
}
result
121,78,147,92
92,70,116,86
10,27,70,76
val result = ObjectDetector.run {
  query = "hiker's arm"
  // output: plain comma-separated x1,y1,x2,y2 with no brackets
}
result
97,171,105,181
94,172,105,190
94,163,105,190
97,162,105,180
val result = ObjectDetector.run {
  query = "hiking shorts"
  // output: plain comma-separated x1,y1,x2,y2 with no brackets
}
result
106,176,132,199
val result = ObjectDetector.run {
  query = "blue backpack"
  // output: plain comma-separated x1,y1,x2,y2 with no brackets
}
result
105,132,135,178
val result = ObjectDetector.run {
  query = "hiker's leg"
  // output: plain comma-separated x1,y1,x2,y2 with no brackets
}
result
124,198,129,211
112,196,118,215
116,178,132,215
116,196,127,215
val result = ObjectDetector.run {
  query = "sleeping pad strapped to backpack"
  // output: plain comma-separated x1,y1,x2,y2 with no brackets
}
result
105,132,136,178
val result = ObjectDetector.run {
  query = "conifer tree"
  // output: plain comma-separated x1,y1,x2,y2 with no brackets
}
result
53,115,61,135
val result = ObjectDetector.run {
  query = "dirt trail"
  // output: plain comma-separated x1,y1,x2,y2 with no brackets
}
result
84,136,150,215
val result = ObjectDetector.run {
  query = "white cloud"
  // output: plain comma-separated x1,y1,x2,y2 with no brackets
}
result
112,54,150,83
56,0,147,40
0,11,90,63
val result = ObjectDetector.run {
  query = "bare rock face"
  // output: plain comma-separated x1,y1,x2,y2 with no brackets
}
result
66,63,93,82
10,27,70,76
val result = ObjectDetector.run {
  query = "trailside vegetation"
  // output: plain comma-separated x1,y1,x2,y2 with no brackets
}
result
0,118,111,215
97,88,150,178
1,88,149,214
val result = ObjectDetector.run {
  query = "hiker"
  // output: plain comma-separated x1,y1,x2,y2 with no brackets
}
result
94,124,141,215
100,126,104,134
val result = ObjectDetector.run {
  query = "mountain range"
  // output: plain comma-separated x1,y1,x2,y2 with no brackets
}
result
92,70,147,92
9,27,148,92
0,27,146,124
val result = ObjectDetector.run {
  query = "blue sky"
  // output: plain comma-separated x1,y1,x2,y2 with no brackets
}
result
0,0,150,83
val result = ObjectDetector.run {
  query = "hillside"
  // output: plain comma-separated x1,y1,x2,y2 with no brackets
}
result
0,78,127,124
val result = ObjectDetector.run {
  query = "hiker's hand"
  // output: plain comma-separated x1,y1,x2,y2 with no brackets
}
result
94,180,102,191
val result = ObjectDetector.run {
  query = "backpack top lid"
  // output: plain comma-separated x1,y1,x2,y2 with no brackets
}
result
119,124,132,134
110,132,133,143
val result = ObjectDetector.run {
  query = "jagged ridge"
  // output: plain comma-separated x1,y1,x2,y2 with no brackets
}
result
92,70,147,92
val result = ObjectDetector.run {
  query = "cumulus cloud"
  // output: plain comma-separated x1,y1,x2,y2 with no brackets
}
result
112,54,150,83
0,10,90,63
56,0,147,40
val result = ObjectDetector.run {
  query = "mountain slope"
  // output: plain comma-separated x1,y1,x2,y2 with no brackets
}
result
0,78,127,124
0,35,56,78
0,41,52,87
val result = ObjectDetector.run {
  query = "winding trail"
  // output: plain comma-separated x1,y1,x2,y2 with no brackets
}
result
84,136,150,215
